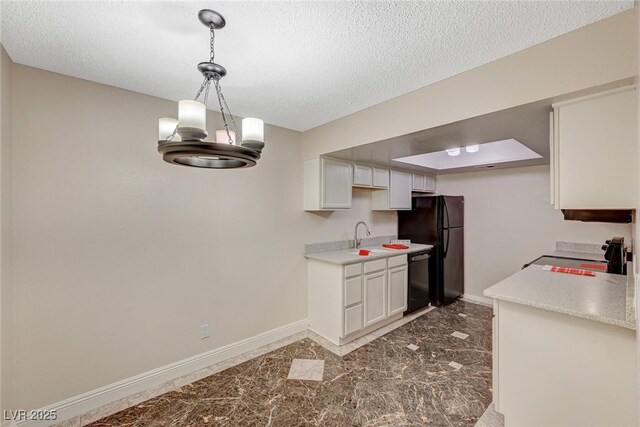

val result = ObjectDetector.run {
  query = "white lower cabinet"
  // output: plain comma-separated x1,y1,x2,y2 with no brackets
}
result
363,270,387,326
307,254,409,345
387,265,408,316
344,304,363,336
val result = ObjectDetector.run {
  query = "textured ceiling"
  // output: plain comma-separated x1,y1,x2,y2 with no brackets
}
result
0,1,633,131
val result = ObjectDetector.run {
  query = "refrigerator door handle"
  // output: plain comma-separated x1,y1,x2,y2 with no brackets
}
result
443,198,450,230
444,228,450,258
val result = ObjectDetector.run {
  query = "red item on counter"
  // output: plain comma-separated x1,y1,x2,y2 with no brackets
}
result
382,243,410,249
579,263,607,270
542,265,596,277
358,249,370,256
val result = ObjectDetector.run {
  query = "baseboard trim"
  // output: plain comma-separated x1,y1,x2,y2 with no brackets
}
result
12,318,308,427
462,294,493,307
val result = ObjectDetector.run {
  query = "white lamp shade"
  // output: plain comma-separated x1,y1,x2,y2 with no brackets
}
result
216,130,236,145
446,148,461,157
178,100,206,130
158,118,180,141
242,118,264,142
465,144,480,153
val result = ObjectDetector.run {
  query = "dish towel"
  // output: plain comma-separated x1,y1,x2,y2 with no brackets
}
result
542,265,596,277
382,243,410,249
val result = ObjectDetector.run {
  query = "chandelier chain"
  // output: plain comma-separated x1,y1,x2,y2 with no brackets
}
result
203,78,211,107
210,24,215,63
217,85,242,141
193,76,209,101
213,78,234,144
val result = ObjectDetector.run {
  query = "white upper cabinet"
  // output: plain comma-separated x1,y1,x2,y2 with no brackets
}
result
303,157,352,210
353,164,373,187
390,170,412,209
551,86,637,209
412,174,425,191
305,157,434,211
371,169,412,210
372,167,389,188
423,175,436,192
412,173,436,193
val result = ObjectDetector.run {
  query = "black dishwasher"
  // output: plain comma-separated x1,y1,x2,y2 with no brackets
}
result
405,250,431,314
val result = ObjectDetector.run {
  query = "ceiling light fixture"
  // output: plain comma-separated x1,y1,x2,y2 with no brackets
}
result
157,9,264,169
465,144,480,153
446,148,461,157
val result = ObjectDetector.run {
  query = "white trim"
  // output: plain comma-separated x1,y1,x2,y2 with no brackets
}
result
551,84,635,108
461,294,493,307
12,319,308,427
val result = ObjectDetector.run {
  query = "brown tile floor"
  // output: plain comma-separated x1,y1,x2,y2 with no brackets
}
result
88,300,492,426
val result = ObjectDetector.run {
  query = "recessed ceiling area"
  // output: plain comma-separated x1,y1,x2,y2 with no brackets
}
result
393,139,543,170
0,1,633,131
324,98,553,174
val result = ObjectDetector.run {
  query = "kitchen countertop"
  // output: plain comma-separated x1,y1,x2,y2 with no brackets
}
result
305,243,432,265
545,250,606,262
484,262,635,330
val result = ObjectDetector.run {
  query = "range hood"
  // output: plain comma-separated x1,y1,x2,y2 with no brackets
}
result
561,209,633,223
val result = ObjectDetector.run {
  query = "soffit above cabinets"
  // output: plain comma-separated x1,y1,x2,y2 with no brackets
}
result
325,99,552,175
323,78,636,175
1,1,633,131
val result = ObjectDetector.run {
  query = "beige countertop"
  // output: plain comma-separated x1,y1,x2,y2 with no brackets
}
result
305,243,432,265
484,262,635,330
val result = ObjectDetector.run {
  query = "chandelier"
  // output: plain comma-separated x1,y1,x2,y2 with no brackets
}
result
157,9,264,169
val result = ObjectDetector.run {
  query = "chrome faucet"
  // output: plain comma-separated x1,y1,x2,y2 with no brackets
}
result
354,221,371,249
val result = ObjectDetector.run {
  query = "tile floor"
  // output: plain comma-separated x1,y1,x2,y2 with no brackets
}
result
87,300,493,426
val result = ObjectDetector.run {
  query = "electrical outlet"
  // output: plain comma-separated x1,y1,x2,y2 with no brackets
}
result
200,324,209,340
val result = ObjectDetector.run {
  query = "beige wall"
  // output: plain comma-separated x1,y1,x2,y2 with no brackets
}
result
633,0,640,424
436,165,632,300
1,46,14,415
302,10,637,158
3,6,638,414
7,64,394,410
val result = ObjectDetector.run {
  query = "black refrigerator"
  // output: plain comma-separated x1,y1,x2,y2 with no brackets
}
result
398,195,464,306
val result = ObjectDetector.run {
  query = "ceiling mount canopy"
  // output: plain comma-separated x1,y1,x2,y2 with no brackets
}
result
157,9,264,169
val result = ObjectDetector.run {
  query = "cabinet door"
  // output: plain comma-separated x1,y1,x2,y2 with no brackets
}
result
388,265,408,316
389,170,412,210
344,276,362,306
412,174,425,191
353,164,373,187
372,168,389,188
344,304,363,336
555,87,636,209
423,175,436,193
364,271,387,326
321,158,352,209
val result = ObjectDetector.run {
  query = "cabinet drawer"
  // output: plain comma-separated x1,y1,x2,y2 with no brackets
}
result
388,254,407,268
344,263,362,278
364,258,387,274
344,276,362,306
344,304,363,336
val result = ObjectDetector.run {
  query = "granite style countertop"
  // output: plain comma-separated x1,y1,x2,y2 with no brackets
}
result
545,250,606,262
305,243,432,265
484,262,635,330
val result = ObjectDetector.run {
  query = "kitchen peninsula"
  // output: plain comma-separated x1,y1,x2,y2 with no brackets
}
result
484,258,636,426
